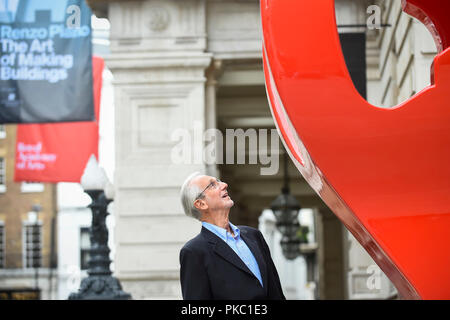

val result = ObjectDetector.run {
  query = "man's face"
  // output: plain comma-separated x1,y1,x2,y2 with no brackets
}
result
193,175,234,212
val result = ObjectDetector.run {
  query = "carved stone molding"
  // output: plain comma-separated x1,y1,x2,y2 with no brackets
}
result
147,6,170,32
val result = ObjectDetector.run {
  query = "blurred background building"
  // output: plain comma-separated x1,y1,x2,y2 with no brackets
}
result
86,0,437,300
0,124,57,299
0,0,439,300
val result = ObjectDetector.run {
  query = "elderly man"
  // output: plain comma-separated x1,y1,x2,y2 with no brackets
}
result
179,172,285,300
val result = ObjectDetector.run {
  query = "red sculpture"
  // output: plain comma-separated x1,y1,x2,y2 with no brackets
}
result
261,0,450,299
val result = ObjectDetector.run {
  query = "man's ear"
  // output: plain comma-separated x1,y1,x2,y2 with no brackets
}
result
194,199,208,211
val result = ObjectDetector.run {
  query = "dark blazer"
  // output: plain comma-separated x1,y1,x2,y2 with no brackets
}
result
179,225,286,300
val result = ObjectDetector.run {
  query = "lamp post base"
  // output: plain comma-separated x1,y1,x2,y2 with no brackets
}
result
69,189,131,300
68,275,131,300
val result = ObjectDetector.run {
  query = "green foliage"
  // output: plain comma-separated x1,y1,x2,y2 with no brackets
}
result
296,225,310,244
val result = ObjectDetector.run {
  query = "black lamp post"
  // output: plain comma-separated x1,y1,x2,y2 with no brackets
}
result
69,156,131,300
270,152,303,260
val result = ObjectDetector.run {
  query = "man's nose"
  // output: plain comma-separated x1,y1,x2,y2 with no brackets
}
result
220,181,228,189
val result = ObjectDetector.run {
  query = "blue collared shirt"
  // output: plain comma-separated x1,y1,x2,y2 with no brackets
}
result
202,221,263,287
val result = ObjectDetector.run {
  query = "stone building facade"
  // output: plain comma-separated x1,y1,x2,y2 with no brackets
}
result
0,125,58,300
88,0,437,299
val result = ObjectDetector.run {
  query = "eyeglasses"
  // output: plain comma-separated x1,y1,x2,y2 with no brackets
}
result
195,178,222,200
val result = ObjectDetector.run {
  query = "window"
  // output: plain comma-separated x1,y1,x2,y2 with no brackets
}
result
0,125,5,139
0,222,4,268
23,223,42,269
21,182,44,193
0,158,5,193
80,227,90,270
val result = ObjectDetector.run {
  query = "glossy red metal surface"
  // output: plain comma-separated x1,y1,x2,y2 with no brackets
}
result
261,0,450,299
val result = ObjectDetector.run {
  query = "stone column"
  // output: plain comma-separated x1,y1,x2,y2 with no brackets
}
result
315,207,346,299
106,0,211,299
204,60,222,178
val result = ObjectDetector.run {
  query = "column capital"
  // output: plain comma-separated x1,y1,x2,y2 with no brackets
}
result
205,59,224,86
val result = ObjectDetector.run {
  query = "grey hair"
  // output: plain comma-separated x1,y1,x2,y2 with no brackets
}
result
180,171,204,221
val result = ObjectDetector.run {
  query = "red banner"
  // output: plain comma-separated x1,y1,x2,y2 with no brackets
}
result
14,56,105,183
